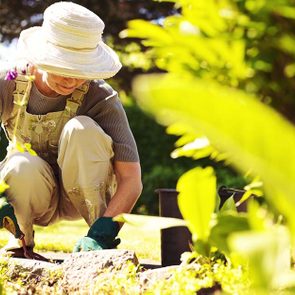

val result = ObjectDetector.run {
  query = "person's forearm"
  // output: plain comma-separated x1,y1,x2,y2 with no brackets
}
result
103,176,142,218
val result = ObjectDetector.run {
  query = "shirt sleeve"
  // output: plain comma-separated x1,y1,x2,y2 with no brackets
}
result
78,80,140,162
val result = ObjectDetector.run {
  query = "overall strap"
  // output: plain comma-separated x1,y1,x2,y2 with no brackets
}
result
13,75,33,109
65,81,90,115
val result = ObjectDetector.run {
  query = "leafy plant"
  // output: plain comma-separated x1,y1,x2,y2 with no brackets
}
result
177,166,216,256
133,74,295,233
117,0,295,293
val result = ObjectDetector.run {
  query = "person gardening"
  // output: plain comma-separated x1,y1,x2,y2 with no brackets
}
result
0,1,142,257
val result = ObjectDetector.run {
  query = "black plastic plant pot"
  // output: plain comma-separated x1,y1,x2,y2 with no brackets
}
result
155,188,192,266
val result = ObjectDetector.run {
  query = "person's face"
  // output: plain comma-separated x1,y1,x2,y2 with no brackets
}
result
43,72,86,96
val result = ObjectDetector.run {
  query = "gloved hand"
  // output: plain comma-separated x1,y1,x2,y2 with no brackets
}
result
0,195,23,239
73,217,121,252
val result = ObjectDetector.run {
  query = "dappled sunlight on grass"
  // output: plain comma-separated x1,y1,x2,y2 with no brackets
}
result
118,223,160,262
0,219,161,262
34,219,88,253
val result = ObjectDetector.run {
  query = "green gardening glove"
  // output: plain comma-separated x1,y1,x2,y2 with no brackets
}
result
73,217,121,252
0,195,23,239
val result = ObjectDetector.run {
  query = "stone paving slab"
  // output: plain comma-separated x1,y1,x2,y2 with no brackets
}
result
3,257,61,283
61,249,138,290
1,249,175,293
42,250,161,268
1,250,139,289
139,265,179,289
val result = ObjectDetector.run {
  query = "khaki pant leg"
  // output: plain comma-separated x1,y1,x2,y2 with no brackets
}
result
0,152,58,248
57,115,116,226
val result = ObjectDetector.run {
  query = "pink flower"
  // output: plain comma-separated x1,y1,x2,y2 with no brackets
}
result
5,68,18,80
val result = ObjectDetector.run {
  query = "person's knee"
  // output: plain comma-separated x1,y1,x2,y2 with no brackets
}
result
60,115,113,159
2,152,50,184
63,116,109,140
2,152,57,219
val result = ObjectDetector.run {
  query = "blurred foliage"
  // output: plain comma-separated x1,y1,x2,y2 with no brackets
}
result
121,0,295,216
125,102,245,215
134,74,295,230
123,0,295,123
125,102,194,214
125,0,295,292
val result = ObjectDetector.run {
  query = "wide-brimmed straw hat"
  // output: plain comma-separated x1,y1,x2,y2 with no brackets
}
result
17,1,122,80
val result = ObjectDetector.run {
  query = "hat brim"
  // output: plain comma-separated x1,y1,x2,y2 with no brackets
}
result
17,27,122,80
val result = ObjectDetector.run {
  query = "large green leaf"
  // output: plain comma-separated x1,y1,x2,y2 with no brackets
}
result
114,213,186,230
133,74,295,234
177,166,216,241
209,212,250,254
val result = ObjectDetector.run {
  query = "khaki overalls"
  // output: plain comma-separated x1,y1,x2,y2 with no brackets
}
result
1,75,115,248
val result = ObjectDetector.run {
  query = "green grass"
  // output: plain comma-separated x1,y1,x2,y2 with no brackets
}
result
0,219,161,263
